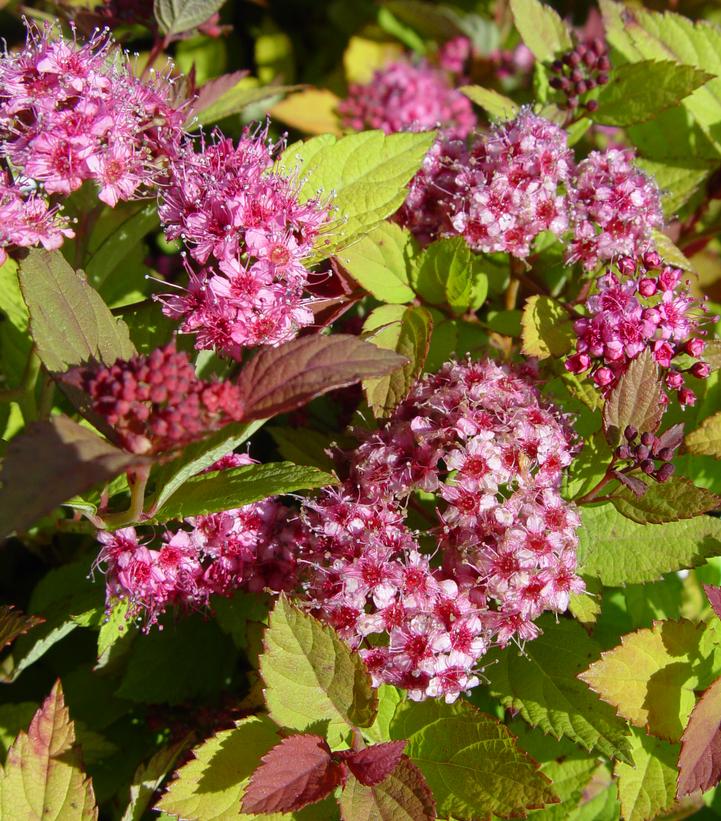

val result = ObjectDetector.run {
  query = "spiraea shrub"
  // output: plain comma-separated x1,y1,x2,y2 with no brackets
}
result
3,2,721,819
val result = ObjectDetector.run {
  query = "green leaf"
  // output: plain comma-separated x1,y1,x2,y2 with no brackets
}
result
577,503,721,585
337,222,417,304
194,78,300,126
610,474,721,524
603,350,664,446
685,411,721,457
276,130,435,261
153,0,226,36
339,757,436,821
614,729,679,821
651,229,693,271
0,415,147,539
260,595,377,745
580,619,721,742
122,736,191,821
269,427,336,472
83,203,159,290
238,335,408,420
156,716,278,820
594,60,712,127
636,158,713,217
146,461,336,522
527,759,598,821
460,85,520,120
521,295,574,360
0,681,97,820
411,237,489,316
117,616,236,704
509,0,572,62
364,685,404,744
0,258,31,390
388,698,559,819
212,591,271,649
97,599,133,663
149,419,265,516
0,702,38,761
18,249,135,373
362,305,432,418
484,616,632,762
601,0,721,155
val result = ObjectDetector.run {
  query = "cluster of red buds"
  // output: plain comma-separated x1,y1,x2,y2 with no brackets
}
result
549,38,610,112
615,424,683,485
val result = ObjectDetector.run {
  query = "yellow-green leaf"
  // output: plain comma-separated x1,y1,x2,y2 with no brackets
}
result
686,411,721,457
521,295,574,360
614,729,679,821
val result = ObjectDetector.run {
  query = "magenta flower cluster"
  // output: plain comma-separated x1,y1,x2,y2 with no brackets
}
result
0,22,183,261
80,343,244,455
96,456,302,626
156,131,330,354
391,108,664,269
337,58,477,139
566,253,714,403
297,358,583,702
449,110,573,257
567,148,664,271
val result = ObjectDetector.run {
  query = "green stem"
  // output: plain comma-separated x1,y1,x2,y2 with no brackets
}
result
95,464,151,530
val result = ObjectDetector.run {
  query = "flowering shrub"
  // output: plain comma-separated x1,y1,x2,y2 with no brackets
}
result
3,2,721,820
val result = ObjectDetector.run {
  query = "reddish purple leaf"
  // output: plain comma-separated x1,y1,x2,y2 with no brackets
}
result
677,676,721,797
705,585,721,620
184,70,248,122
237,334,407,420
602,349,664,446
0,606,44,651
241,734,343,814
338,741,407,786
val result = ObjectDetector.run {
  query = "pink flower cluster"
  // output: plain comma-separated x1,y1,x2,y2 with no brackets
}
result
156,130,330,353
298,358,583,702
338,59,476,139
567,148,663,271
97,454,302,626
0,22,183,259
566,253,714,403
449,110,573,257
80,343,244,455
0,169,74,265
395,109,664,266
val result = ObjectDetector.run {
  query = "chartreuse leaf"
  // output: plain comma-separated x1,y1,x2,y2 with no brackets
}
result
614,729,679,821
0,257,31,390
677,674,721,797
636,157,713,217
521,296,574,360
579,619,721,742
594,60,712,127
601,0,721,154
388,698,559,819
0,415,147,539
337,221,417,304
0,681,97,819
339,758,436,821
18,249,135,372
577,503,721,585
149,419,265,516
362,305,432,418
145,461,336,522
156,716,278,820
526,759,598,821
364,685,404,744
260,596,377,745
153,0,226,36
610,474,720,524
686,411,721,457
509,0,572,61
484,616,632,762
460,85,520,120
276,130,435,261
603,350,664,446
410,237,489,316
122,736,191,821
